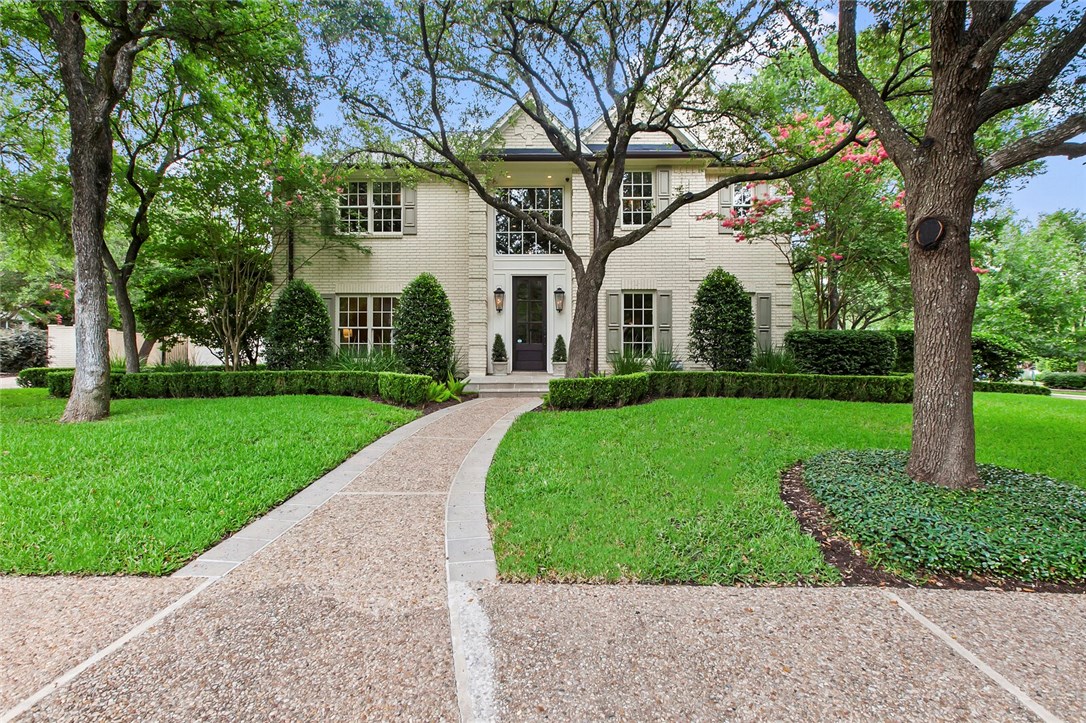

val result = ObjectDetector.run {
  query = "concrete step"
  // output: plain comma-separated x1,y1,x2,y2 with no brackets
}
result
471,388,548,398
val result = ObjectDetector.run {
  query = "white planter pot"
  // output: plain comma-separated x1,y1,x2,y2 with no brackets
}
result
492,360,509,376
551,361,567,377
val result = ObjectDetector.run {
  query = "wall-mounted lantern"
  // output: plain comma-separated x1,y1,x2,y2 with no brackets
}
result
342,328,353,341
553,286,566,313
493,286,506,313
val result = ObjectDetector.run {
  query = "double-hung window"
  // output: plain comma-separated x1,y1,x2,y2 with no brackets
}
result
495,187,563,254
622,292,654,356
621,171,653,226
338,181,402,234
337,295,399,352
730,184,753,218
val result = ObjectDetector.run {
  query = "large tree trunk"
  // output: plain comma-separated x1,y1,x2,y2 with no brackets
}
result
565,262,605,378
62,129,113,422
905,160,982,489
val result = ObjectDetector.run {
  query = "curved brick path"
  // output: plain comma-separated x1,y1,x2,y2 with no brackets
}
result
4,397,537,722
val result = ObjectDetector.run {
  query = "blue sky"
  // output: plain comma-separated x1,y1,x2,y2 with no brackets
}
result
1010,158,1086,219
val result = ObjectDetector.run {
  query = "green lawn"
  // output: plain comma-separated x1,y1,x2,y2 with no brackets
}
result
486,393,1085,585
0,389,417,575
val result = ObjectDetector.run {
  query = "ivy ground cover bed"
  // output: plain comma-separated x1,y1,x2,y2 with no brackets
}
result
0,389,417,575
486,393,1086,585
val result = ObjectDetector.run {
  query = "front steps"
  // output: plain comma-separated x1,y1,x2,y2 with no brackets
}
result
465,372,552,397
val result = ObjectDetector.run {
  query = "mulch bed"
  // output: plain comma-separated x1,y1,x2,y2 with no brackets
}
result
420,393,478,416
779,462,1085,594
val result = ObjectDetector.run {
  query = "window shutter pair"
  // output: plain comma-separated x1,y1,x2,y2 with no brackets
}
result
717,185,732,234
755,293,772,351
605,290,673,355
655,166,672,227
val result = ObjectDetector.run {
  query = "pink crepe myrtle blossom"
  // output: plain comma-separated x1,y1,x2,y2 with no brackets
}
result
43,299,51,306
55,314,63,325
815,115,833,129
816,255,827,263
285,200,293,207
832,253,844,261
275,175,284,182
794,112,809,122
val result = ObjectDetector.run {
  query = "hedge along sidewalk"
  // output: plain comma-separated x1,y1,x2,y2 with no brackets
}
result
546,371,1051,410
46,369,434,407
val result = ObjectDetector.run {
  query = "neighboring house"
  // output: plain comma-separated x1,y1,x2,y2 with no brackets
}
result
284,107,791,377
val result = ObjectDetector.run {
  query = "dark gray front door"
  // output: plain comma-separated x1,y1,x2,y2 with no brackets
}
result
512,276,546,371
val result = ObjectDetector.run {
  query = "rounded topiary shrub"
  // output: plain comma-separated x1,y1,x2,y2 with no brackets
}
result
394,273,454,379
265,280,332,370
689,268,754,371
0,328,48,373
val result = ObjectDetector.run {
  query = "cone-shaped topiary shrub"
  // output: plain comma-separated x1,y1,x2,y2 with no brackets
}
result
492,334,508,362
689,267,755,371
551,334,567,363
265,280,332,370
394,272,455,379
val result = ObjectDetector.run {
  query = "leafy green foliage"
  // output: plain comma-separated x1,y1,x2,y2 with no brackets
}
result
0,329,47,372
445,372,468,401
805,450,1086,583
0,389,415,574
972,333,1027,382
491,334,507,363
785,330,897,376
547,370,914,409
973,381,1050,396
45,369,433,407
749,346,799,374
648,346,679,372
1040,373,1086,391
551,334,566,363
486,394,1085,584
887,330,915,373
689,268,754,371
377,371,431,405
393,273,454,379
607,347,647,375
426,380,452,403
329,347,406,373
265,280,332,370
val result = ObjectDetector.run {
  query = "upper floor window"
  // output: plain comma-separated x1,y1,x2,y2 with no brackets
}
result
622,171,653,226
337,294,399,352
495,187,563,254
339,181,402,234
622,291,654,357
731,184,753,217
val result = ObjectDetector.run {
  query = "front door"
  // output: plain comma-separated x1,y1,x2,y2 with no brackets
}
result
512,276,546,371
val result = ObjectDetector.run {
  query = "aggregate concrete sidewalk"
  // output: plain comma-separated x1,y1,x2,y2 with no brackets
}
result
6,397,534,722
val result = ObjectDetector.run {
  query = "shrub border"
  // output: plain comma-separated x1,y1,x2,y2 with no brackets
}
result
45,369,432,407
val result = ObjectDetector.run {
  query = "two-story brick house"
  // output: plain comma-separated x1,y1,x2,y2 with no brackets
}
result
284,106,791,378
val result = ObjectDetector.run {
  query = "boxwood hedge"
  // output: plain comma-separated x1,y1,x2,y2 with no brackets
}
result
46,369,431,407
784,330,897,376
973,381,1051,396
1040,372,1086,391
547,370,913,409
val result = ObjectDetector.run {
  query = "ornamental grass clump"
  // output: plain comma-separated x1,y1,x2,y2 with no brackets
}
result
394,273,455,379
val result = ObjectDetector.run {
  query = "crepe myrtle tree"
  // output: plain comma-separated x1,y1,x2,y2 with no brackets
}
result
325,0,868,378
784,1,1086,488
0,1,310,421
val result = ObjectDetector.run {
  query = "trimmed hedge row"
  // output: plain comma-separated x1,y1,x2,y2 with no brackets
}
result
1040,372,1086,391
46,370,431,406
973,381,1051,396
17,365,250,388
784,330,897,376
548,370,914,409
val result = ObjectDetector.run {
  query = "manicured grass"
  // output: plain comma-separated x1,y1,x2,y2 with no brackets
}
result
486,393,1085,585
0,389,417,575
805,450,1086,583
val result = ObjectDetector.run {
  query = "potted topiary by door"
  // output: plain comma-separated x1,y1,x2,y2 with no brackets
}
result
551,334,567,376
492,333,509,376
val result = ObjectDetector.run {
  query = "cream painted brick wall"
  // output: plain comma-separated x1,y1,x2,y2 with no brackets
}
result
286,161,792,376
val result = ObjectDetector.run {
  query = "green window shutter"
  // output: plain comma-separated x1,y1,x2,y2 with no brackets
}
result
320,203,336,236
656,166,672,227
657,290,672,352
717,185,731,234
756,293,772,351
606,290,621,356
402,186,417,235
322,294,337,347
